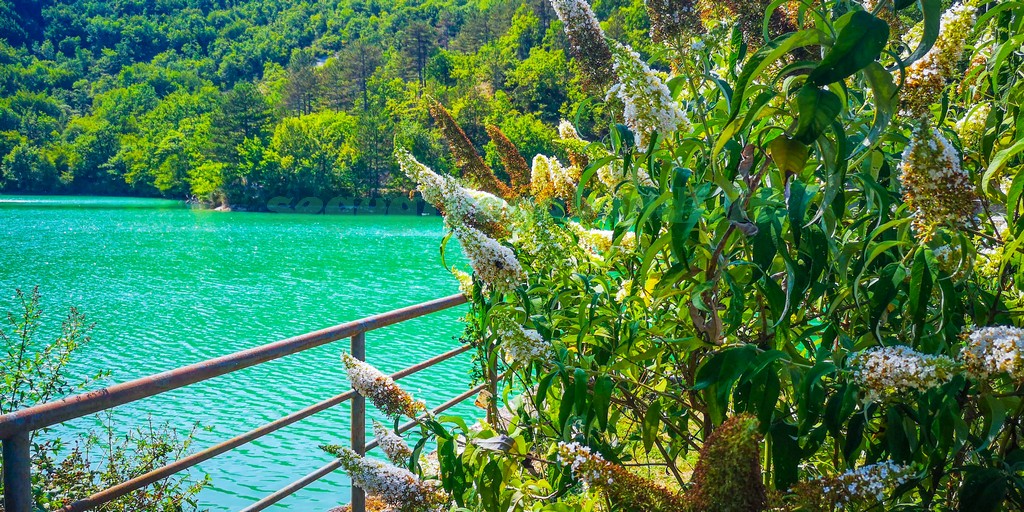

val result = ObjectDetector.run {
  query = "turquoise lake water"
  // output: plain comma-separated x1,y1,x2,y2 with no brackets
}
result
0,195,475,511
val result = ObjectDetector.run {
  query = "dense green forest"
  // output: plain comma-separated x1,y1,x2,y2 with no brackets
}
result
0,0,651,209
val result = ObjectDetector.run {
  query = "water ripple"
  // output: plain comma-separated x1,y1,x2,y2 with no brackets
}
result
0,196,477,511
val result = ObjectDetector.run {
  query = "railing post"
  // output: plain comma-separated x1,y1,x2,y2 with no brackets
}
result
3,432,33,512
350,333,366,512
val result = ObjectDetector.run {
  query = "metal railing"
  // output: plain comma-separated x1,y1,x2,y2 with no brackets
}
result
0,293,471,512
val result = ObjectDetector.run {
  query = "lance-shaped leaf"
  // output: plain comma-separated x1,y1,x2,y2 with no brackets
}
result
809,11,889,86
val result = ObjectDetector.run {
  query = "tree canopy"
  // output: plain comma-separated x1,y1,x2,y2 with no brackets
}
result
0,0,652,209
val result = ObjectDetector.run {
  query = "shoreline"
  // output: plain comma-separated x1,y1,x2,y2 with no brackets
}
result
0,193,443,216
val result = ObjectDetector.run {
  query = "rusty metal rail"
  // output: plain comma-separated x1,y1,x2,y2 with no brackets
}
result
240,378,496,512
0,293,472,512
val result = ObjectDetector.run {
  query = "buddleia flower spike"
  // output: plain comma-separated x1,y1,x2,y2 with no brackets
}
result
342,353,426,419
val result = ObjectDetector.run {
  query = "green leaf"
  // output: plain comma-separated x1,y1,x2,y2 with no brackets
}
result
593,375,615,431
536,372,556,410
642,399,662,453
984,138,1024,196
574,367,588,415
722,270,746,335
558,383,575,432
728,29,826,126
863,62,898,143
670,167,697,264
843,412,866,463
898,0,941,69
798,361,836,430
438,437,466,505
958,467,1008,512
752,370,781,428
769,136,809,177
694,345,757,390
886,408,911,462
425,419,453,440
908,247,934,341
438,414,469,434
794,85,842,144
808,11,889,86
695,345,758,424
576,155,614,210
787,179,811,249
770,421,801,489
480,459,503,511
980,395,1011,450
1007,165,1024,215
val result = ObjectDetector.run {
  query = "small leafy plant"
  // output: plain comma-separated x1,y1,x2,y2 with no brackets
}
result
0,288,208,511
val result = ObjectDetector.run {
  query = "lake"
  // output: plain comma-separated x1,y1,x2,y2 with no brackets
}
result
0,195,475,511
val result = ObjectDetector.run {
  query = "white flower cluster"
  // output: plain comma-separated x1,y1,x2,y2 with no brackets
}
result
396,149,510,235
549,0,609,63
817,461,913,509
397,148,526,295
558,119,582,140
556,119,592,171
901,3,976,117
851,346,956,401
550,0,604,41
933,244,965,277
596,159,656,190
607,42,688,147
615,280,633,303
373,421,413,465
531,154,579,201
956,103,991,150
568,221,637,254
465,189,513,225
454,224,526,294
342,353,426,419
645,0,699,43
557,442,614,486
328,445,448,512
506,205,581,276
898,125,974,237
451,267,474,297
496,319,550,363
530,154,553,200
962,326,1024,380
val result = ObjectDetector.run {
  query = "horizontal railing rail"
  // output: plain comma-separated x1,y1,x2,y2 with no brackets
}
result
240,377,499,512
1,293,471,512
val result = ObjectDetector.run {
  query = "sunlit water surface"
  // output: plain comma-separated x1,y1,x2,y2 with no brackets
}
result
0,195,475,511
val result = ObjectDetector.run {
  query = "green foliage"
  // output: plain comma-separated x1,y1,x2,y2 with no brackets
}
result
0,0,641,209
365,0,1024,510
0,287,91,415
0,287,207,510
34,414,208,512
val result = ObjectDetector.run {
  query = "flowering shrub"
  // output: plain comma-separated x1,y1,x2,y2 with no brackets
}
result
331,0,1024,510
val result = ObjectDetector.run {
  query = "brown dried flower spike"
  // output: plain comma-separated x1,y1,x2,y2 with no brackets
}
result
550,0,616,90
427,98,514,199
485,124,530,197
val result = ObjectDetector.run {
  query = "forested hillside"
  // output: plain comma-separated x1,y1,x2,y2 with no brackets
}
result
0,0,648,209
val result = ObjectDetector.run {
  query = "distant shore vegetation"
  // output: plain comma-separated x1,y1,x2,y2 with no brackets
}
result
0,0,652,211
